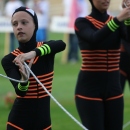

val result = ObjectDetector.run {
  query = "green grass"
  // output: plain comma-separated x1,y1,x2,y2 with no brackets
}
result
0,32,130,130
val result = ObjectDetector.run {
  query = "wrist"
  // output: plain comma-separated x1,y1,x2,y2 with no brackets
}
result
18,81,30,91
124,18,130,25
30,51,36,57
116,16,122,22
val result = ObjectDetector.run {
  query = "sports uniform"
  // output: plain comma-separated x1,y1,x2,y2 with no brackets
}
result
120,39,130,91
1,7,66,130
74,1,130,130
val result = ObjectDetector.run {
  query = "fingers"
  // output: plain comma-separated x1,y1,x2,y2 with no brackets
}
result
13,53,34,70
17,61,25,72
119,6,130,21
13,54,34,81
13,54,25,64
13,51,36,65
122,0,127,8
124,2,127,8
126,7,130,17
126,0,130,6
123,0,130,8
15,62,27,77
28,58,34,69
18,62,28,81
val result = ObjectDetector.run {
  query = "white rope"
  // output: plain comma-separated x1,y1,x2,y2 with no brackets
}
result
2,62,130,130
123,121,130,129
0,64,30,83
0,62,88,130
23,62,88,130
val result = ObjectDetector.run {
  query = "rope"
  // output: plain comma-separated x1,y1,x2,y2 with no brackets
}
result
0,64,30,83
123,121,130,129
1,62,130,130
24,62,88,130
0,62,88,130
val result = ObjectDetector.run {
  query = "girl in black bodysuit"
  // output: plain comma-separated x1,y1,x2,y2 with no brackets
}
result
120,38,130,91
1,7,66,130
118,0,130,92
74,0,130,130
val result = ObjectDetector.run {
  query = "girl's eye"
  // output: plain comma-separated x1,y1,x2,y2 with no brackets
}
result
12,23,17,26
22,21,28,25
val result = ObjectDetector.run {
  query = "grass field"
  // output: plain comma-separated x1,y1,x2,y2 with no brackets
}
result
0,32,130,130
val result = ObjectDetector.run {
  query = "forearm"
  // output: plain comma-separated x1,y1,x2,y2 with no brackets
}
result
75,17,121,44
33,40,66,56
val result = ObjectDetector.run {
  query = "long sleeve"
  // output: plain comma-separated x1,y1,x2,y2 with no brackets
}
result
1,54,29,97
74,17,121,44
33,40,66,56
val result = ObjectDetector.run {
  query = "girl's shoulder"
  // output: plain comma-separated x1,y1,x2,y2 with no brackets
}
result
75,16,91,24
1,53,15,66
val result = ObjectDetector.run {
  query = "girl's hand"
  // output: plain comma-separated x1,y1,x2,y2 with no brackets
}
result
122,0,130,8
117,6,130,21
13,51,36,64
16,58,34,82
13,51,36,81
17,61,28,81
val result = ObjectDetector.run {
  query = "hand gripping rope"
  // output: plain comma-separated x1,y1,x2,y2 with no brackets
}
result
0,64,30,83
0,62,88,130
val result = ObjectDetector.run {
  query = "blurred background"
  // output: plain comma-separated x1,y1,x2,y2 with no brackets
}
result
0,0,124,17
0,0,130,130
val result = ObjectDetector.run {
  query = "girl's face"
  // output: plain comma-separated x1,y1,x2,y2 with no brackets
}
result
11,11,35,43
92,0,110,13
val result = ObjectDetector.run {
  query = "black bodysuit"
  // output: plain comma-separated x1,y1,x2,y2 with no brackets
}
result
1,40,66,130
74,7,130,130
120,39,130,91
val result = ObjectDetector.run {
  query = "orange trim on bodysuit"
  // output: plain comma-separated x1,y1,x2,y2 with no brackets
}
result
76,94,123,101
106,94,123,101
43,125,52,130
75,95,103,101
120,69,127,77
80,49,120,72
7,122,23,130
86,16,113,29
11,42,44,64
120,44,125,52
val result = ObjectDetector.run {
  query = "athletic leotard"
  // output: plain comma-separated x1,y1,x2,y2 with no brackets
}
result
74,7,130,130
1,40,66,130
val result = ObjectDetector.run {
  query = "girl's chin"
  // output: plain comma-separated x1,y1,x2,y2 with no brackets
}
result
18,39,28,43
